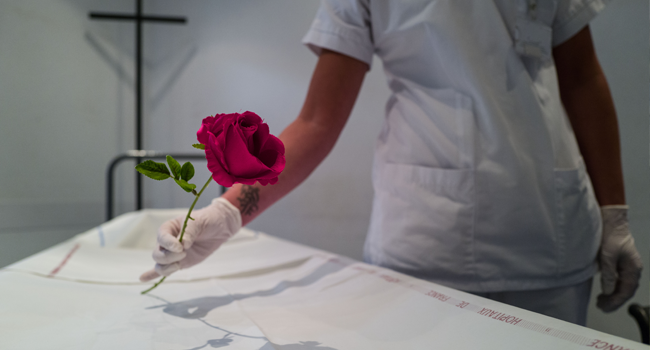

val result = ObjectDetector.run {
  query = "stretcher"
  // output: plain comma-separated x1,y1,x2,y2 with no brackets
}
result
0,209,645,349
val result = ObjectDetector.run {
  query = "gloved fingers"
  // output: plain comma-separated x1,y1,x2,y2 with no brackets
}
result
599,253,618,295
180,234,195,250
599,236,643,296
152,246,187,265
596,278,639,313
597,293,623,313
177,240,224,270
139,269,160,282
599,255,641,298
620,236,644,275
596,252,641,313
619,254,643,283
178,219,203,250
154,262,181,277
596,205,642,313
157,219,184,253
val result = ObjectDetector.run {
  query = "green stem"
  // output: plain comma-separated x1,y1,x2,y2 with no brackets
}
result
141,175,213,295
141,276,166,295
179,176,212,243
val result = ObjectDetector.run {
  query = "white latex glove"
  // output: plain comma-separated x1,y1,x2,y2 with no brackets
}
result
596,205,643,312
139,197,242,282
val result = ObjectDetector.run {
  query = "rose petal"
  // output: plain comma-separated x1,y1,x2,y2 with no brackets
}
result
206,133,235,187
252,122,270,156
258,135,285,170
209,131,229,172
206,158,234,187
197,113,238,145
196,116,217,145
238,123,258,154
239,123,257,139
239,161,283,183
223,123,269,179
262,134,285,155
200,111,286,187
247,168,281,182
233,133,285,186
213,113,238,136
234,177,258,186
241,112,268,155
241,111,263,125
239,112,263,153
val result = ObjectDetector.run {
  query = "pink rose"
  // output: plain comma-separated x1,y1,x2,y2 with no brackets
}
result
197,111,285,187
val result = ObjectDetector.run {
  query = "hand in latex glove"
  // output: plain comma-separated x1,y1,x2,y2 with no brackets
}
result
139,197,242,282
597,205,643,312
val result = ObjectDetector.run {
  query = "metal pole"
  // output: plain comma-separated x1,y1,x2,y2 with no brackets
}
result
89,13,186,23
106,154,130,221
135,0,143,210
89,1,187,213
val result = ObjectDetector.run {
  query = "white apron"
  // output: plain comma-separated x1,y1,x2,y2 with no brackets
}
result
303,0,607,292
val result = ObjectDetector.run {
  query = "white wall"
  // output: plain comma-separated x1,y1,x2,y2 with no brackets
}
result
0,0,135,262
0,0,647,342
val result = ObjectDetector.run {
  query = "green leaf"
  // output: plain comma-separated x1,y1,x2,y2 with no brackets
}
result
192,143,205,150
174,179,197,193
135,160,171,181
166,155,181,180
180,162,195,182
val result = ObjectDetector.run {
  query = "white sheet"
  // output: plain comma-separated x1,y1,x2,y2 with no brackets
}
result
0,209,645,350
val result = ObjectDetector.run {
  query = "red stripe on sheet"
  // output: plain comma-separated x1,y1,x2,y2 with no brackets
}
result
48,244,80,277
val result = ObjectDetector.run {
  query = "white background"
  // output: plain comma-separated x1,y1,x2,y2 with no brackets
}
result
0,0,647,342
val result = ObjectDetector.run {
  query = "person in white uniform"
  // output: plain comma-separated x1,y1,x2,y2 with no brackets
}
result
141,0,643,326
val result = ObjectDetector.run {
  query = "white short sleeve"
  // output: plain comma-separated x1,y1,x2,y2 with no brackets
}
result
302,0,374,68
552,0,612,46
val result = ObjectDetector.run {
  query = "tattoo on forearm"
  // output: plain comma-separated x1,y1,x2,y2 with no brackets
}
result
237,185,260,216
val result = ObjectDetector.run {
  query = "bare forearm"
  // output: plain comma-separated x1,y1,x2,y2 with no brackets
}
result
554,26,625,206
559,65,625,205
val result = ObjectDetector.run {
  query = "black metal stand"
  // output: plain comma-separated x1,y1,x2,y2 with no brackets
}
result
90,0,187,211
628,303,649,344
105,151,225,221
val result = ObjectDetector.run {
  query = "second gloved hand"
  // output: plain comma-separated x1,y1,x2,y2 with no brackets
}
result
597,205,643,312
139,197,242,282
